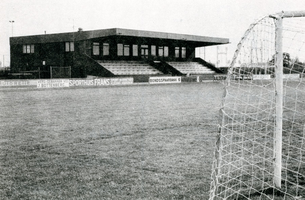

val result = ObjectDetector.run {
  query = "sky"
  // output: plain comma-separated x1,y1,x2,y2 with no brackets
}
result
1,0,305,67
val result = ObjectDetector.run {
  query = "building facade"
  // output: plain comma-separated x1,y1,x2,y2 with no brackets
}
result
9,28,229,78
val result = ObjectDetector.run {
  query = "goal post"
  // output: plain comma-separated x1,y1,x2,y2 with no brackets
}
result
210,11,305,199
50,66,71,79
274,13,283,189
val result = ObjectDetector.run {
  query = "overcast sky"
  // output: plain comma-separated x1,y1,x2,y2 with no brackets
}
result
1,0,305,66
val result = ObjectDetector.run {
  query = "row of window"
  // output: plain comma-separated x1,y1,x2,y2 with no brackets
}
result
94,43,186,58
117,44,185,58
93,43,109,56
23,42,75,54
23,42,187,59
23,45,35,54
176,47,186,58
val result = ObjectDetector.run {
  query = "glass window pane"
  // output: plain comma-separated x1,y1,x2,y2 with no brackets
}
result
93,42,100,55
65,42,70,52
164,46,169,57
133,45,138,56
158,46,163,56
175,47,180,58
124,45,130,56
70,42,74,52
23,45,27,53
117,44,123,56
26,45,31,53
30,45,34,53
151,45,156,56
182,47,186,58
103,43,109,56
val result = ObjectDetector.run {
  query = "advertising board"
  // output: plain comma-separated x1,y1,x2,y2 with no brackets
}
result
149,76,181,84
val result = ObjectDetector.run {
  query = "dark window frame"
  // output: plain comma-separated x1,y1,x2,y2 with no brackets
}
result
103,43,110,56
23,44,34,54
151,45,156,56
158,46,169,57
93,42,100,55
65,41,74,52
117,43,131,57
140,45,149,58
132,44,138,56
175,47,180,58
181,47,186,58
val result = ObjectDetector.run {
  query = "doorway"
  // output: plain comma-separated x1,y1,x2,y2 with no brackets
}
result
141,45,149,58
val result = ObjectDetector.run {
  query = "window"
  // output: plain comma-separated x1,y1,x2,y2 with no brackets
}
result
175,47,180,58
158,46,163,57
27,45,31,53
23,44,34,54
164,46,169,57
124,45,130,56
117,44,123,56
133,45,138,56
174,47,186,58
158,46,168,57
151,45,156,56
103,43,109,56
181,47,186,58
65,42,74,52
93,42,100,55
118,43,130,56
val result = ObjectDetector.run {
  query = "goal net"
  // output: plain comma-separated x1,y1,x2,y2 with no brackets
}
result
50,66,71,78
210,11,305,199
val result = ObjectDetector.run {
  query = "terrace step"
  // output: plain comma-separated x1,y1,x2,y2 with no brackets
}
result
97,60,163,75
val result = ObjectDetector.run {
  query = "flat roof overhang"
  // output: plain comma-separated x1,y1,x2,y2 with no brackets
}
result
10,28,229,47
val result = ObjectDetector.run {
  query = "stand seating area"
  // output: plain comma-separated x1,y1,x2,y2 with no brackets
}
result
167,62,216,75
97,61,163,75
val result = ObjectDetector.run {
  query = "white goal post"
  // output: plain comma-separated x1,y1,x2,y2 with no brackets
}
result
210,11,305,199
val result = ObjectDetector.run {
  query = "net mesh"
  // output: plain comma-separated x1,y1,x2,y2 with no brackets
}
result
210,11,305,199
51,66,71,78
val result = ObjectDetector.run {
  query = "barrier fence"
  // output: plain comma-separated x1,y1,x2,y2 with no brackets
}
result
1,74,303,89
149,76,181,84
0,78,134,89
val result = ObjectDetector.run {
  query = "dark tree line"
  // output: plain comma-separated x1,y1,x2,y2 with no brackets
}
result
235,52,305,75
269,52,305,74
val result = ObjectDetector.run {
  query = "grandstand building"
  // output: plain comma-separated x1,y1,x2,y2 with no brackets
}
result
9,28,229,79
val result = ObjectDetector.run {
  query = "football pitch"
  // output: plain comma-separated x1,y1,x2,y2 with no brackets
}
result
0,82,223,199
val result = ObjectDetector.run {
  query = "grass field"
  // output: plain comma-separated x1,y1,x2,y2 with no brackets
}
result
0,82,223,199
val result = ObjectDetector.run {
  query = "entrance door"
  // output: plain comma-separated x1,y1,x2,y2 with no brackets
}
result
141,45,149,58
